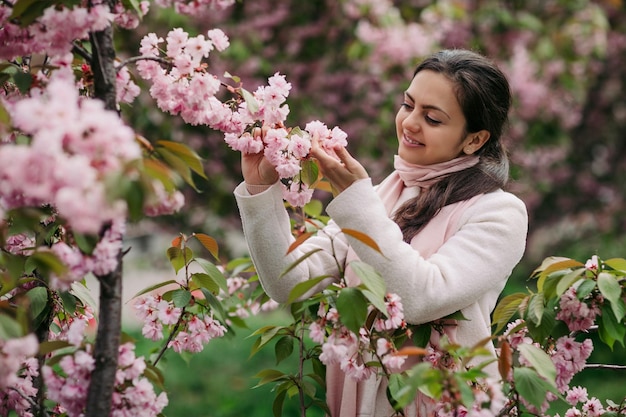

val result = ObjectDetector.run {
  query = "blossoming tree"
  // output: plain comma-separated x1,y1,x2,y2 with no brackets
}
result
1,1,626,417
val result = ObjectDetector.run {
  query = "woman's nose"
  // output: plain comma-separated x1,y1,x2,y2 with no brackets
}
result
403,111,421,132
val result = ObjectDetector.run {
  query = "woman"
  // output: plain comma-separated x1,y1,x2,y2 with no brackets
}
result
234,49,528,416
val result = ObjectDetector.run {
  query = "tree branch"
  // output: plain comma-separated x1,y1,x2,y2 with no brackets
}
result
85,249,124,417
115,55,172,73
585,363,626,371
72,42,92,62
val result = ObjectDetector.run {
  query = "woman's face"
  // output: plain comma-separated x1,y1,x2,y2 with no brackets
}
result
396,70,477,166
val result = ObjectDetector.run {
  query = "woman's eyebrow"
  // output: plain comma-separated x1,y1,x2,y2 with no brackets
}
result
405,91,451,120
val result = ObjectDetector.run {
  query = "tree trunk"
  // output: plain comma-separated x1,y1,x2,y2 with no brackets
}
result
85,251,124,417
85,1,123,415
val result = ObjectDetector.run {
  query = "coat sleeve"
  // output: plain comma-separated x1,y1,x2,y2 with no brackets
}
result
234,182,348,303
326,179,528,324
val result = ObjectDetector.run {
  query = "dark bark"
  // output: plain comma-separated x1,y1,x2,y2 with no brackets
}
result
85,250,123,417
89,6,118,112
85,1,123,416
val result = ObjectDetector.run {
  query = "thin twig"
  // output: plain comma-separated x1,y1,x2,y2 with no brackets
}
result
72,42,92,62
585,363,626,371
9,386,51,417
115,55,172,72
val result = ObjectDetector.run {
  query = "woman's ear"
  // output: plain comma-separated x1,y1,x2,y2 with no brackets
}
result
462,130,490,155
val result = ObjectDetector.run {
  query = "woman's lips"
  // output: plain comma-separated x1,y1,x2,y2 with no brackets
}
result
403,135,424,147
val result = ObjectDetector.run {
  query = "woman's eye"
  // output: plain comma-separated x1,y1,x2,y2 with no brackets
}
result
401,102,413,110
425,115,441,125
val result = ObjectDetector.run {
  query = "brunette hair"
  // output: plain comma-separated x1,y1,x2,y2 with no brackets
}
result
393,49,512,242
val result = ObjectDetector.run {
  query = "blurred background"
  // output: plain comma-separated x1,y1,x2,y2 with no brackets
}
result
114,0,626,415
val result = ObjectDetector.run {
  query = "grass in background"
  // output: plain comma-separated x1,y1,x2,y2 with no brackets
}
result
129,310,325,417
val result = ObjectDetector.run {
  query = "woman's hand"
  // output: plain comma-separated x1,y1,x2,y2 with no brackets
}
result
309,135,369,194
241,127,279,185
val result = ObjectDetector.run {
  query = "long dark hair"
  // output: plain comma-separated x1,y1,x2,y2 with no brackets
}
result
393,49,512,242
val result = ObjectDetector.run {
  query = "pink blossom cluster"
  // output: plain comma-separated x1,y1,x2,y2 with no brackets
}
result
434,377,507,417
550,336,593,393
1,71,141,235
343,1,452,74
49,219,126,290
312,293,407,381
133,294,227,353
0,354,38,417
559,385,626,417
142,180,185,217
153,0,235,15
219,276,279,319
0,334,38,390
135,28,231,128
136,27,349,207
556,286,602,332
112,1,150,29
227,119,348,206
49,306,96,346
43,343,167,417
0,1,113,60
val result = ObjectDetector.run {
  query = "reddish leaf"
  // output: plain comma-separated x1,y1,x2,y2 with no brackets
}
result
193,233,219,260
286,231,314,255
498,340,512,381
341,228,383,255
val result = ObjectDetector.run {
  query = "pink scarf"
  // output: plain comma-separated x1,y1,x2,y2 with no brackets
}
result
326,155,481,417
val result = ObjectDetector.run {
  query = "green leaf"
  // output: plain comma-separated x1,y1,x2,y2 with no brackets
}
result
575,279,597,300
13,71,33,93
286,275,331,304
336,287,368,335
25,251,67,277
526,293,545,326
156,140,206,179
274,336,294,365
38,340,72,356
272,389,287,417
412,325,432,348
513,367,559,410
156,147,199,191
279,248,323,278
517,343,557,388
10,0,53,25
492,293,526,334
166,246,190,274
70,282,98,316
303,199,323,218
526,298,556,344
194,258,228,293
121,0,144,17
597,304,626,350
253,369,286,387
299,159,319,186
200,288,228,324
604,258,626,274
144,362,166,390
171,289,192,308
72,232,100,255
132,279,178,298
597,272,626,321
240,88,259,113
555,268,585,297
361,289,388,317
59,291,77,315
349,260,386,298
27,286,49,324
0,315,23,339
191,273,219,294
